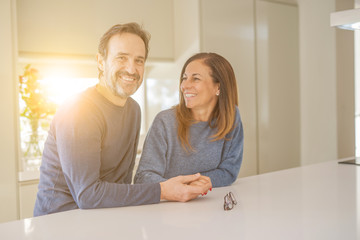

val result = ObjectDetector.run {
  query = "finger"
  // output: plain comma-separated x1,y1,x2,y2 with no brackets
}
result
196,176,210,184
189,180,204,187
197,176,213,188
179,173,201,184
201,191,208,196
187,183,211,195
189,180,207,187
187,175,210,185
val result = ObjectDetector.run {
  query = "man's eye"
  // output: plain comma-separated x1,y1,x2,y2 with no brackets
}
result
136,59,144,65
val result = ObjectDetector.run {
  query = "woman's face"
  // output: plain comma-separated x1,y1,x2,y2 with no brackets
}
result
180,59,220,116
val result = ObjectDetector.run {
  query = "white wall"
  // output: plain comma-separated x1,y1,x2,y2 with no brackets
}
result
200,0,302,176
0,0,19,223
256,1,300,173
201,0,259,176
16,0,175,61
298,0,338,165
144,0,201,129
200,0,258,177
336,0,355,159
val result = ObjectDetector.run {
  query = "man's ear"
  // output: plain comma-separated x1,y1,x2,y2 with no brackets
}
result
96,53,105,71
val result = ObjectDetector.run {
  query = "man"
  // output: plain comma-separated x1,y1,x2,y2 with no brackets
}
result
34,23,212,216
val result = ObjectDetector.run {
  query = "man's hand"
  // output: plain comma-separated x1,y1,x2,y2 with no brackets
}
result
159,173,212,202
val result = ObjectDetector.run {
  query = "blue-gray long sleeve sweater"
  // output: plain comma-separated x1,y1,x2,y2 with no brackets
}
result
134,107,244,187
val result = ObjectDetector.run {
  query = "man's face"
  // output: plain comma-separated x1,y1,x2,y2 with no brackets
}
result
98,33,146,99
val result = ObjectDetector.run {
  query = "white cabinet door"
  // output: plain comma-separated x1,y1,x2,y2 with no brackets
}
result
200,0,301,176
256,1,300,173
17,0,175,60
200,0,257,177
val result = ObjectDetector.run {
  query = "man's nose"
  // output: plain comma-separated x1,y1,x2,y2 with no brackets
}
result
125,60,136,74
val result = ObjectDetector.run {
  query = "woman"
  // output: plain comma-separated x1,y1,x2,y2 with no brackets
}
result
134,52,244,187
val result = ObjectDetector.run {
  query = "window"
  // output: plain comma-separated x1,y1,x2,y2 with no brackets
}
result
17,58,147,179
18,62,99,174
19,76,100,172
17,58,176,181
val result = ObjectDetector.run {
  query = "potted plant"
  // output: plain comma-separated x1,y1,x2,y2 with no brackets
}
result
19,64,57,168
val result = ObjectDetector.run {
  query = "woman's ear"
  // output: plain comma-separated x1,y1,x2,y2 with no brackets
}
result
216,84,220,96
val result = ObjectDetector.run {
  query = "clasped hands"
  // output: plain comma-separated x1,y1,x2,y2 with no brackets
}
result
160,173,212,202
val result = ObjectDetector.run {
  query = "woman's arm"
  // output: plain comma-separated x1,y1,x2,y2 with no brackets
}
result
200,111,244,187
134,114,168,184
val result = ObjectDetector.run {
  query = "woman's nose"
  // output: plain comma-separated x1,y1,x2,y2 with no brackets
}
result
181,80,190,91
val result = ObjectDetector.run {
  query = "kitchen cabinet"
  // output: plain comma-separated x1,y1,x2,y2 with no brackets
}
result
16,0,174,60
201,0,300,175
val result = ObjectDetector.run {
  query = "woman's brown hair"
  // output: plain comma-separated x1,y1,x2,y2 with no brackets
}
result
175,52,238,152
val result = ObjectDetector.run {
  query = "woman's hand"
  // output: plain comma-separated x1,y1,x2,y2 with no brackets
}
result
159,173,212,202
189,175,212,195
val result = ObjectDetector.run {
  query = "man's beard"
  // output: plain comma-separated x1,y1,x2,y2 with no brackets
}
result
109,71,141,98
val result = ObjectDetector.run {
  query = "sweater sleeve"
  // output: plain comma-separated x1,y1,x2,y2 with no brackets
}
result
134,114,168,184
124,118,140,184
200,109,244,187
55,102,160,209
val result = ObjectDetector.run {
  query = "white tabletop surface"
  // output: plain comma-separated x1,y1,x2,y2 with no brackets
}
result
1,159,359,240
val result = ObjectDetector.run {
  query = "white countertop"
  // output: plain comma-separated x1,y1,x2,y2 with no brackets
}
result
1,159,359,240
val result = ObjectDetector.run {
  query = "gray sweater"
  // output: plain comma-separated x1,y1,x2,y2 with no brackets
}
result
134,107,244,187
34,86,160,216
